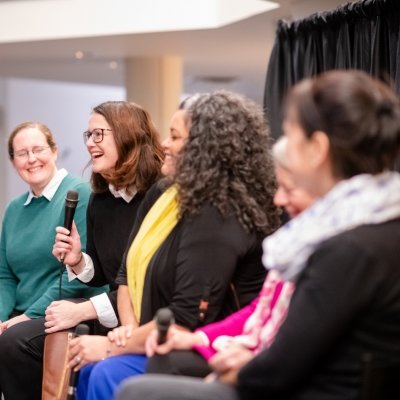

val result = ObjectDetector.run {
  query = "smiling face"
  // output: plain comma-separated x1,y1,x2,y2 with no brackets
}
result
86,112,118,175
161,109,190,177
11,127,58,196
274,165,315,218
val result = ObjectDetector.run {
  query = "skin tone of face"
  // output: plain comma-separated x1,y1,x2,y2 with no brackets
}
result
161,109,190,177
12,127,57,196
86,113,118,175
274,165,315,218
282,108,338,198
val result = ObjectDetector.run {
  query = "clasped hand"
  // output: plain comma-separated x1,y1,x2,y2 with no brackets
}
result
68,324,135,371
45,300,82,333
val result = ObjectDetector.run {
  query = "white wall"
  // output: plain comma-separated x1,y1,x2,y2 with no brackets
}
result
0,78,125,220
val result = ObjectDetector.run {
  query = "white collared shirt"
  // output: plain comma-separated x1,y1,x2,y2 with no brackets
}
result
24,168,68,205
108,184,137,203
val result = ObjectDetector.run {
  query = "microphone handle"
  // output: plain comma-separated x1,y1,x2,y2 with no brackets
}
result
64,205,76,232
157,327,169,345
60,206,77,263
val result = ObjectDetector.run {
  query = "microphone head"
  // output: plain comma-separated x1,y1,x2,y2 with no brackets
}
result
75,323,90,336
65,190,79,208
155,308,174,328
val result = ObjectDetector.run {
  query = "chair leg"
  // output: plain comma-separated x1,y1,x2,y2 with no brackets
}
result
42,331,73,400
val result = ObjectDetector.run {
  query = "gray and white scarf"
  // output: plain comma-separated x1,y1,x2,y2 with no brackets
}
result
263,172,400,281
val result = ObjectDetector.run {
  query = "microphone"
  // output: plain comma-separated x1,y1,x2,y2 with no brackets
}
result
155,308,174,345
60,190,79,263
67,324,90,400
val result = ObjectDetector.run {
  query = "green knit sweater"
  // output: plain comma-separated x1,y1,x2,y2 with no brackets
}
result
0,173,108,320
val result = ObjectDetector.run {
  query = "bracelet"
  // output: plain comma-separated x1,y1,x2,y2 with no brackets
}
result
69,252,83,268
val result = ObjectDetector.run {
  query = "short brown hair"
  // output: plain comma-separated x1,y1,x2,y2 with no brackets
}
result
8,122,57,160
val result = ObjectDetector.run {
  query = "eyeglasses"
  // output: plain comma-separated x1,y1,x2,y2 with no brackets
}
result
13,146,51,160
83,128,112,144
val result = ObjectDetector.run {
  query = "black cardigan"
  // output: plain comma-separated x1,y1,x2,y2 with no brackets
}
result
238,218,400,400
116,182,266,330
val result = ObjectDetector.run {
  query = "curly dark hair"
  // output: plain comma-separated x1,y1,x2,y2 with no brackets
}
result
174,90,280,235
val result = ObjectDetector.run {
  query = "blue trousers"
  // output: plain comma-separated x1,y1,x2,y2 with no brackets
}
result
76,354,148,400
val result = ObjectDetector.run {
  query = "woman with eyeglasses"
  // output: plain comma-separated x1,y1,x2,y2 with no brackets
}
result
0,102,164,400
49,101,163,336
0,121,107,399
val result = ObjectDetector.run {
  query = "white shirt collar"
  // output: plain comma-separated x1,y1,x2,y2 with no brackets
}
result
24,168,68,205
108,184,137,203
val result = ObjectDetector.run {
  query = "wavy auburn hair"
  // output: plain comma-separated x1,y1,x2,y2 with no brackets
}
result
90,101,164,193
174,90,280,235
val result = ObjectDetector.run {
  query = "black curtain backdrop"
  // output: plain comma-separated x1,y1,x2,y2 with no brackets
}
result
264,0,400,139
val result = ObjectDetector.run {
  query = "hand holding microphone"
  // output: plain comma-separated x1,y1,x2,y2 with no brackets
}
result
155,308,174,345
145,308,174,358
60,190,79,263
146,309,205,357
53,190,82,266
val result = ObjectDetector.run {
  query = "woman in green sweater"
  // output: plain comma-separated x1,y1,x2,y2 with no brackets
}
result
0,122,105,398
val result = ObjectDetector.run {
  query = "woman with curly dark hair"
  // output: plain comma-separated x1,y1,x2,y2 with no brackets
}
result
68,90,280,400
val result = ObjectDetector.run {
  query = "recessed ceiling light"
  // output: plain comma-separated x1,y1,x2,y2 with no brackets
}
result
75,51,84,60
109,61,118,70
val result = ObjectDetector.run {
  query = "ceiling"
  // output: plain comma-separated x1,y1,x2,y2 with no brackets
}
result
0,0,349,103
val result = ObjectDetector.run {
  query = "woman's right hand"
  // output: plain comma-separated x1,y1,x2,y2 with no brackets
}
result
52,221,82,266
107,324,135,347
45,300,96,333
145,325,205,357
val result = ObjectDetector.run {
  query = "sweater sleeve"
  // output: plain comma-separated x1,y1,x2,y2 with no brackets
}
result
0,204,17,321
167,205,254,330
25,181,108,319
26,270,110,318
72,181,90,252
193,298,258,360
82,193,109,287
238,238,380,399
197,297,258,343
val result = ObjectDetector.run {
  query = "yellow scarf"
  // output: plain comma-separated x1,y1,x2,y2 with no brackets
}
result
127,185,179,322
